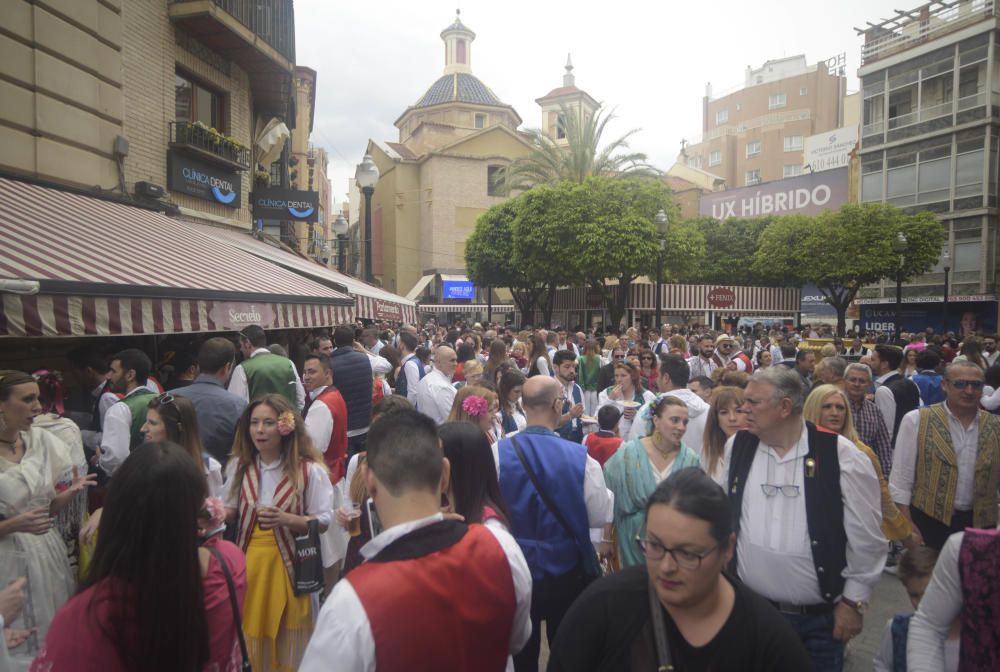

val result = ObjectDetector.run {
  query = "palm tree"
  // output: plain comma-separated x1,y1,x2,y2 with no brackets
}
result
499,104,660,193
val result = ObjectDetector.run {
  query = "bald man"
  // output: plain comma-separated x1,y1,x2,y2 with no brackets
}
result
497,375,613,672
414,345,459,425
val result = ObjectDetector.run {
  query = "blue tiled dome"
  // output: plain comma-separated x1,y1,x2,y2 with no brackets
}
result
414,73,504,108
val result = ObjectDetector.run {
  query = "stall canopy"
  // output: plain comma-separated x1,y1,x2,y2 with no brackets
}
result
0,178,354,337
419,304,514,313
190,223,417,324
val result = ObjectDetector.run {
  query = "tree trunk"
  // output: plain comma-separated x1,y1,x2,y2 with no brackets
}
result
817,285,855,337
605,276,633,330
541,286,555,328
511,286,541,326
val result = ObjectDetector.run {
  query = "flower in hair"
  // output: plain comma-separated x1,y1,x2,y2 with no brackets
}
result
277,410,297,436
198,496,226,528
462,395,490,417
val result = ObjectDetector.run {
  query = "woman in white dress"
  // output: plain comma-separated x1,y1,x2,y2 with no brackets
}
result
0,370,95,670
596,362,656,439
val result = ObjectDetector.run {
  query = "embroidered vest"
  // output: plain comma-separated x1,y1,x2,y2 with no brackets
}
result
727,423,846,603
958,528,1000,672
241,352,297,407
120,389,157,451
349,522,515,672
912,404,1000,528
235,459,310,575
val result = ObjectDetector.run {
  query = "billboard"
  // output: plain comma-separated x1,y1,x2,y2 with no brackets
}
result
699,167,849,221
167,150,241,208
857,298,997,337
253,187,319,222
442,280,475,300
800,282,838,316
804,126,859,173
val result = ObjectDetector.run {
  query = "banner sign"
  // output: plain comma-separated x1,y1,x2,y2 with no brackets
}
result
800,283,838,316
374,299,402,321
167,150,241,208
443,281,475,300
208,302,275,330
699,168,848,221
804,126,859,173
707,287,736,308
858,300,997,337
253,187,319,222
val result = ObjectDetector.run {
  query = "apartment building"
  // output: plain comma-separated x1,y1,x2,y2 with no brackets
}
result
683,55,847,188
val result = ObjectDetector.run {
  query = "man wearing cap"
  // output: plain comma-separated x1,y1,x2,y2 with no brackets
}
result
228,325,305,411
713,333,754,373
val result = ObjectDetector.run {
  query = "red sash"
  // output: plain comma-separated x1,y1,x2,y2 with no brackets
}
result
236,458,309,571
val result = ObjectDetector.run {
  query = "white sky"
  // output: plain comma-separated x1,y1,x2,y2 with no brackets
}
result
294,0,908,209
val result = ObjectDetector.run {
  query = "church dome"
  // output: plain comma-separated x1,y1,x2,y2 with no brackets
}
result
413,72,505,109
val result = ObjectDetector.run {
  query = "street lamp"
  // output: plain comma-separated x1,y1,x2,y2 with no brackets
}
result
941,248,951,334
892,231,908,342
355,154,379,283
654,209,668,331
333,213,349,274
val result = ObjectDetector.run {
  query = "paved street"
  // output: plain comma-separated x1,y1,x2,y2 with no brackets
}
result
538,570,911,671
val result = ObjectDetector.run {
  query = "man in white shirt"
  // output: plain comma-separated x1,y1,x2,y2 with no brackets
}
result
395,331,425,404
687,334,719,380
414,345,458,425
98,349,158,476
983,335,998,367
714,366,886,672
301,410,531,671
888,361,999,550
628,354,710,453
228,325,306,411
870,345,920,454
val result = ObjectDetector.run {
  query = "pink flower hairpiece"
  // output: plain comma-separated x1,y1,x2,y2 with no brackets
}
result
462,395,490,417
277,410,297,436
198,496,226,528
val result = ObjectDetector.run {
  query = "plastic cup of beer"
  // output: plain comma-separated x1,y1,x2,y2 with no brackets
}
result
345,502,362,537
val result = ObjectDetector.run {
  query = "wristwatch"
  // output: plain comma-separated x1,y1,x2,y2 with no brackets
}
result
840,597,867,614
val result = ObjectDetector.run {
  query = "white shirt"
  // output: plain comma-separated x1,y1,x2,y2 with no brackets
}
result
414,368,457,426
222,458,333,529
205,456,223,499
713,422,886,604
304,386,335,453
299,513,533,672
907,531,967,672
532,356,551,377
888,403,982,510
874,372,899,437
687,356,718,380
366,351,392,377
985,349,999,367
596,387,656,439
98,386,151,476
399,353,423,405
228,348,306,411
874,616,959,672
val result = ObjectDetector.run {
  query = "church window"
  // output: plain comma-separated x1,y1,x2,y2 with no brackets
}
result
456,39,467,64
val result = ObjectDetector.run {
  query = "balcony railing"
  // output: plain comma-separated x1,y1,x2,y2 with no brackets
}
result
170,0,295,63
861,0,995,65
169,121,251,170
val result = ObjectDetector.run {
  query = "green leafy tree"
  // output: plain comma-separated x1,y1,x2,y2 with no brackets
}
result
499,105,659,193
752,204,946,335
464,198,546,319
689,216,774,285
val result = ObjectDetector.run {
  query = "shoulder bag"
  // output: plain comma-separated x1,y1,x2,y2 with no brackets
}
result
206,545,252,672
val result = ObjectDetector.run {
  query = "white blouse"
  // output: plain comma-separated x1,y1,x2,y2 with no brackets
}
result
224,458,333,528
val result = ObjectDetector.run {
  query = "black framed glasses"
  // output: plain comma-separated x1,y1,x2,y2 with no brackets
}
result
635,537,718,570
760,483,800,497
612,354,625,360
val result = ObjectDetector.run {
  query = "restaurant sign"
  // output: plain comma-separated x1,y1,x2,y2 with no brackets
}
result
374,299,402,321
253,187,319,222
209,302,275,330
707,287,736,308
167,150,241,208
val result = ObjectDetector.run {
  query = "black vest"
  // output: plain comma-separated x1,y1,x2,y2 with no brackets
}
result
727,422,846,603
329,348,373,431
882,374,920,446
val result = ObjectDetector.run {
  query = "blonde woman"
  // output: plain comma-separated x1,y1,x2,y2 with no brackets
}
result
802,384,915,547
448,385,502,443
224,394,333,672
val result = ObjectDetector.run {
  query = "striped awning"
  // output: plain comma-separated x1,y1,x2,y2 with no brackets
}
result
0,293,353,338
419,304,514,313
190,223,417,324
540,282,799,315
0,177,354,337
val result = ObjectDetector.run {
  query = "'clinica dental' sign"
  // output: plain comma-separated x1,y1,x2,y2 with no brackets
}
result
699,167,848,221
167,150,241,208
253,187,319,222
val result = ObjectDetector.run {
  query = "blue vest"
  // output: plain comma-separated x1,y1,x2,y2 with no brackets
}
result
329,348,373,431
395,354,426,398
498,429,590,581
890,613,911,672
911,371,944,407
556,382,584,443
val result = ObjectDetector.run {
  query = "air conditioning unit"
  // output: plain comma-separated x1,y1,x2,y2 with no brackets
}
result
135,181,165,199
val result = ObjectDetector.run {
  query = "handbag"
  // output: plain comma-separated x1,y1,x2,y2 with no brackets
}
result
206,545,252,672
509,434,600,579
293,517,324,595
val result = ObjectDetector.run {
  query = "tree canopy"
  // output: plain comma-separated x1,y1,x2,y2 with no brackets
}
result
688,216,775,286
752,203,946,335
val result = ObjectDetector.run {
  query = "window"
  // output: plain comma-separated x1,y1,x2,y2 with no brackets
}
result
768,93,787,109
709,150,721,166
556,113,566,139
799,87,808,96
746,141,761,158
715,109,729,125
456,39,467,64
954,241,981,272
688,156,703,169
487,165,503,196
745,169,761,186
783,135,804,152
174,72,223,129
474,113,486,129
783,164,803,178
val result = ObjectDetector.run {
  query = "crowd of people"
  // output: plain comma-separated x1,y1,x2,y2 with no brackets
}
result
0,317,997,671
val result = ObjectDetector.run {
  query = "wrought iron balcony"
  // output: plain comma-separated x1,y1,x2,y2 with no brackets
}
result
169,121,251,170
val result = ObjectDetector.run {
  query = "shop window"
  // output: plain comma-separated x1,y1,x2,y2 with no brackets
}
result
175,72,224,130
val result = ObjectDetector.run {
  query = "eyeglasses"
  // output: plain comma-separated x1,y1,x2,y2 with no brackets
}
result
641,356,654,361
760,483,800,497
157,393,177,407
612,354,625,360
636,537,718,570
948,379,984,390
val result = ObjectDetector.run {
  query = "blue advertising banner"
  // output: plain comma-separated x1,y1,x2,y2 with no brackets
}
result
442,280,474,300
800,283,838,316
167,150,241,208
858,299,997,337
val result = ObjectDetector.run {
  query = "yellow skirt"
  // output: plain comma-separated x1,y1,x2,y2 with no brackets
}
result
243,527,313,672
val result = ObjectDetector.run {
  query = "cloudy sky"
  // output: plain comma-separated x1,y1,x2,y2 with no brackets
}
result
294,0,907,208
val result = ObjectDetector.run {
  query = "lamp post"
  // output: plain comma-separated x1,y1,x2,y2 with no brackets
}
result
333,214,349,274
941,248,951,334
892,231,908,342
654,209,668,331
355,154,379,283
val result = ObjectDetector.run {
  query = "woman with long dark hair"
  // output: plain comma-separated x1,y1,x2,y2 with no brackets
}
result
482,340,509,385
438,423,511,529
378,344,402,388
35,441,247,672
527,333,552,378
497,369,527,435
143,394,223,498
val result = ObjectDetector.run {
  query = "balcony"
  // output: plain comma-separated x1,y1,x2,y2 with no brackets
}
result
169,121,251,170
169,0,295,113
860,0,995,66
